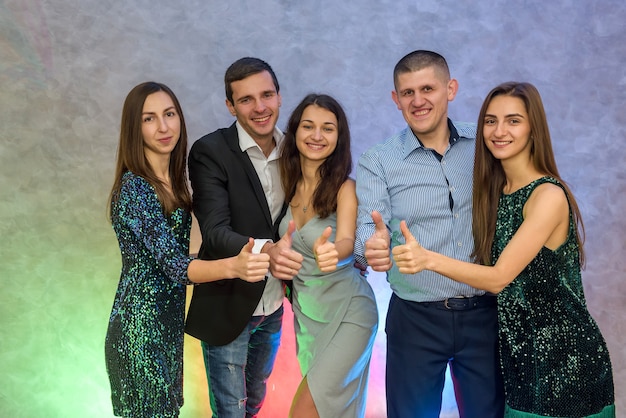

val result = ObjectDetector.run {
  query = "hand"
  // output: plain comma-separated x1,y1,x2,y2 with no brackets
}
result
266,220,304,280
364,210,393,272
391,220,426,274
235,238,271,282
313,226,338,272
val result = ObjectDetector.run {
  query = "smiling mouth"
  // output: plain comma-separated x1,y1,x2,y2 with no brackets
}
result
413,109,429,116
252,115,271,123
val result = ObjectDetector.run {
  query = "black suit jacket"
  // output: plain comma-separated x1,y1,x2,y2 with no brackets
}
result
185,123,283,345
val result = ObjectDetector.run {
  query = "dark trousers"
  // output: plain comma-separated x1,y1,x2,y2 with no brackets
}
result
385,293,505,418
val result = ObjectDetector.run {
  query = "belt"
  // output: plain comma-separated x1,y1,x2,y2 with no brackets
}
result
420,294,497,311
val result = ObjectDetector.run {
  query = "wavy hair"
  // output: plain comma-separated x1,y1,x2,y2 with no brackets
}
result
280,94,352,219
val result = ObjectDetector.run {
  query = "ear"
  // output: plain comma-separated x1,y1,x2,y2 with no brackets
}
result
391,90,402,110
225,99,236,116
277,92,282,108
447,78,459,102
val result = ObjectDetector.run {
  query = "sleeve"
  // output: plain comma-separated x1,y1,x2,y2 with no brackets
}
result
115,175,193,285
354,149,393,265
188,138,249,259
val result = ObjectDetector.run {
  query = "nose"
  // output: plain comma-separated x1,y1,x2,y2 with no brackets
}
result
254,99,267,113
157,117,169,132
494,122,507,137
411,93,426,107
312,128,323,140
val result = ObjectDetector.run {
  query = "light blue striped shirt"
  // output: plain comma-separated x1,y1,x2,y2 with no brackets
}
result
355,120,484,302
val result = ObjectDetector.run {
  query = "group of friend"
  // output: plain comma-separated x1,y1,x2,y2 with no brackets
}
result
103,50,615,418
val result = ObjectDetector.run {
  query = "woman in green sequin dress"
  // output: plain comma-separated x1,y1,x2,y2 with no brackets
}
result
105,82,270,417
390,82,615,418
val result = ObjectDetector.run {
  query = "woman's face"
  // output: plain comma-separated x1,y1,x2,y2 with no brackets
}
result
482,95,531,162
141,91,181,160
295,104,338,162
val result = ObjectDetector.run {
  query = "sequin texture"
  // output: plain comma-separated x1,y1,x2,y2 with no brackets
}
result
105,171,193,418
494,177,614,418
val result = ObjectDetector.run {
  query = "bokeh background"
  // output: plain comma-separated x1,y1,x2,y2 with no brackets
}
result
1,1,624,417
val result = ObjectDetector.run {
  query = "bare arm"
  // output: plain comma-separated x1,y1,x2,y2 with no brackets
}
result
313,179,358,272
392,183,570,293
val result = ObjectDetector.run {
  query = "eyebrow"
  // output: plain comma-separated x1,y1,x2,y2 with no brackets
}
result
142,106,176,115
301,119,337,126
484,112,525,118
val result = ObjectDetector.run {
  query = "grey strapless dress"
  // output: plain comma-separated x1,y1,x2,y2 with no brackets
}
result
279,208,378,418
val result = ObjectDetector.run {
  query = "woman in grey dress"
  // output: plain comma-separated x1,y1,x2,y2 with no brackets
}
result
278,94,378,418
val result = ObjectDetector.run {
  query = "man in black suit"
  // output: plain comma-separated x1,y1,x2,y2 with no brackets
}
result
186,57,303,418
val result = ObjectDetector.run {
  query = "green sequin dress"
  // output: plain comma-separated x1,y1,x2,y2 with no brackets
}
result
494,177,615,418
105,172,194,418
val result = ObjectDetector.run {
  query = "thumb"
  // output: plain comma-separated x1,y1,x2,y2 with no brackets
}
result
283,220,296,247
371,210,388,236
399,220,416,243
318,226,332,246
242,237,255,253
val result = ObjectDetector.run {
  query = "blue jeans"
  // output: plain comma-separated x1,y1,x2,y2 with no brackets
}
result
201,305,283,418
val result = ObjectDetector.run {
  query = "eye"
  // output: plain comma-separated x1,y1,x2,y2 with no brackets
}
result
401,89,414,97
143,116,154,123
239,97,250,104
166,111,177,117
323,126,335,133
509,118,520,124
423,86,433,92
483,118,496,125
300,123,313,130
263,92,275,98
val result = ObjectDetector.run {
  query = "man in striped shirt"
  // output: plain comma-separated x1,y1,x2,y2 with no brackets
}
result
355,50,505,418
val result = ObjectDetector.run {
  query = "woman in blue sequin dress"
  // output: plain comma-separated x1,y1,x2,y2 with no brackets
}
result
390,82,615,417
105,82,270,418
278,94,378,418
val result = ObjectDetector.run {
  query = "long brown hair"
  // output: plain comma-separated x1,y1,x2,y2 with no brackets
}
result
471,81,585,266
280,94,352,219
109,81,191,218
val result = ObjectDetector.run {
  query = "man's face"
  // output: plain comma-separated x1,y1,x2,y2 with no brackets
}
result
226,70,281,144
391,67,457,143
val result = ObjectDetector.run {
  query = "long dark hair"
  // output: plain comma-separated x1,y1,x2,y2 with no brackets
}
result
280,94,352,219
109,81,191,218
471,81,585,266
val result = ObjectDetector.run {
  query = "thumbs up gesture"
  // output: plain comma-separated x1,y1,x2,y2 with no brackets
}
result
313,226,339,272
364,211,393,272
391,220,426,274
236,238,271,282
266,220,304,280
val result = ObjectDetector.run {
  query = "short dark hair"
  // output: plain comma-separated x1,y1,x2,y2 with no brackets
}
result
224,57,280,104
393,50,450,89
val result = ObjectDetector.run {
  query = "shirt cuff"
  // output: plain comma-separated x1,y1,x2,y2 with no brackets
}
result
253,238,272,254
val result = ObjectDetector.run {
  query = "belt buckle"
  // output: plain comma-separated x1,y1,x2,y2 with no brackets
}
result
443,296,468,310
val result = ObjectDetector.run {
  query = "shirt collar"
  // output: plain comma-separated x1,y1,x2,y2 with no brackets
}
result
403,118,461,158
236,121,284,159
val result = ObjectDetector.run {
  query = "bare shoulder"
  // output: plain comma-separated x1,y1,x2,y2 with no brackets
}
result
339,178,356,194
525,182,569,217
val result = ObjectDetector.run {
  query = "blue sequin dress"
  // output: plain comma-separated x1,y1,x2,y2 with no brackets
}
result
495,177,615,418
105,171,193,418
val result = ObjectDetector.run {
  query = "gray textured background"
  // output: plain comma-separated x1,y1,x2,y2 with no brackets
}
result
1,0,624,417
